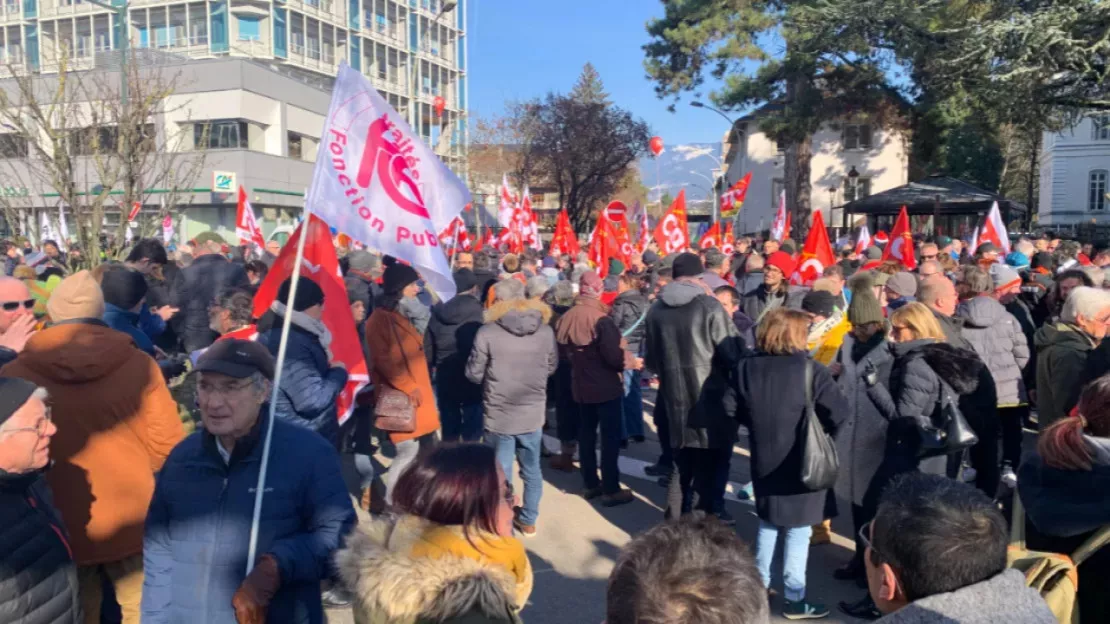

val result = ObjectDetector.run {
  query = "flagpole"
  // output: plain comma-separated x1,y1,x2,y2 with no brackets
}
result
246,206,311,576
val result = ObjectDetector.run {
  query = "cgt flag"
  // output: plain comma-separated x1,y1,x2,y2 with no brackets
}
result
236,186,267,253
252,215,369,424
308,62,468,301
720,172,752,218
699,222,721,250
880,206,917,270
653,190,690,254
790,210,836,286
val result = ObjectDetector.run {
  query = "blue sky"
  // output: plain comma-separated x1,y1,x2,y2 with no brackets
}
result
466,0,732,145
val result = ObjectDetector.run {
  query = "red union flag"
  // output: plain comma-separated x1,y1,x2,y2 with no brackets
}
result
309,63,468,300
790,210,836,286
721,222,735,255
236,186,267,252
880,206,917,270
653,190,689,254
699,222,721,250
252,215,369,425
720,172,752,218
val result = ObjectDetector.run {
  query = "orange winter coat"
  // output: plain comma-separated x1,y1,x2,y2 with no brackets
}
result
365,308,440,443
1,322,185,564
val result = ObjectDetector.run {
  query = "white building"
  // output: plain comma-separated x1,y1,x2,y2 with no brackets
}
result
1038,113,1110,226
721,114,909,235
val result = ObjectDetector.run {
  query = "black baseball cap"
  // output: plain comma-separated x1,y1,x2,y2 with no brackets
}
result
196,339,276,380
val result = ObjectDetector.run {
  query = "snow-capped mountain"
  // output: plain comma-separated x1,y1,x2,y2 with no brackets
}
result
637,142,725,203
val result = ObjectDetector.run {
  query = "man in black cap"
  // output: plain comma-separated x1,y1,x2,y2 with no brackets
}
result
259,276,349,447
0,378,80,623
425,268,485,442
143,339,355,624
644,253,741,522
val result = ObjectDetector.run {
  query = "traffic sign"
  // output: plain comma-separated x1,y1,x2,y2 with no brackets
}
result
605,200,628,221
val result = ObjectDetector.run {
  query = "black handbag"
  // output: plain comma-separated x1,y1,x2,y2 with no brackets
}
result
800,359,839,490
917,387,978,459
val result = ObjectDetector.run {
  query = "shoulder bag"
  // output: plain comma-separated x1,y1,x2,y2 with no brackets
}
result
373,315,418,433
800,359,839,490
917,382,978,459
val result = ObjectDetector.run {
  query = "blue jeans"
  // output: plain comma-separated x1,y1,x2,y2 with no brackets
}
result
580,398,623,494
755,520,812,602
487,429,544,525
439,397,484,442
621,369,644,440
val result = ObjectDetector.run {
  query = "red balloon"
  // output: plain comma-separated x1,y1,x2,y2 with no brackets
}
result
649,136,664,156
433,95,446,117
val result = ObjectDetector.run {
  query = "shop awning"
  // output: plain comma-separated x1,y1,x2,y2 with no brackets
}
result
843,175,1027,216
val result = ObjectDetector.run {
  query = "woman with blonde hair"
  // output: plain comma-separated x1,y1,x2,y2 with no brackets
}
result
731,307,848,619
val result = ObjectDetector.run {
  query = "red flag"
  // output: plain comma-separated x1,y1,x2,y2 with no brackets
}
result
969,201,1011,255
252,215,369,424
880,206,917,270
790,211,836,286
720,172,752,218
653,190,690,254
550,209,578,257
235,186,267,252
474,227,492,252
637,207,652,254
698,222,721,250
589,214,622,278
612,218,634,263
721,222,735,255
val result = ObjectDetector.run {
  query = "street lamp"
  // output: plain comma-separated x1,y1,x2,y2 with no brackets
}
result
409,1,456,135
844,165,860,229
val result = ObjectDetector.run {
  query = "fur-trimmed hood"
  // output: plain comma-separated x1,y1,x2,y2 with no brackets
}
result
335,515,522,624
484,297,552,336
893,340,984,395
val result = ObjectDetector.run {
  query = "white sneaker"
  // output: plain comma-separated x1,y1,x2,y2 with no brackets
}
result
1001,466,1018,488
961,466,978,483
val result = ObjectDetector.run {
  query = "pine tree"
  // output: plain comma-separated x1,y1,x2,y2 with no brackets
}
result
571,63,611,107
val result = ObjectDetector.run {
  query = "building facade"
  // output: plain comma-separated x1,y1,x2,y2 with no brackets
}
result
721,116,909,236
1038,113,1110,227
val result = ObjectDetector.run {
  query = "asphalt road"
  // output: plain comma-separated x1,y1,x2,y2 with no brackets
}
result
328,389,871,623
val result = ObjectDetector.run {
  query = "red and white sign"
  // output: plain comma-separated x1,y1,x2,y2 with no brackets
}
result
880,206,917,270
771,190,790,242
162,214,174,244
969,201,1011,256
127,201,142,223
790,210,836,286
605,200,628,222
252,215,369,425
653,190,689,254
236,186,267,252
307,63,469,300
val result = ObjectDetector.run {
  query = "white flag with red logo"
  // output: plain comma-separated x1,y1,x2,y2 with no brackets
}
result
790,210,836,286
770,190,789,242
969,201,1011,256
252,215,369,425
236,186,267,252
307,63,468,300
854,224,872,255
880,206,917,270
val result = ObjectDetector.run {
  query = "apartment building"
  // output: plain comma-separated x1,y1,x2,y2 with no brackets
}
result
1038,113,1110,227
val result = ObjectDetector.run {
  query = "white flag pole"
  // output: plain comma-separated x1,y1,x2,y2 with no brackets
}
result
245,207,311,575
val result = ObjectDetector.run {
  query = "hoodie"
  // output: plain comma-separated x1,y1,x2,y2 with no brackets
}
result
425,293,484,403
466,299,557,435
874,569,1056,624
1034,323,1097,428
0,322,185,564
957,296,1030,406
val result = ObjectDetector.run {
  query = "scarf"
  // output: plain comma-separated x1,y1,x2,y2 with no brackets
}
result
398,296,430,336
271,301,334,361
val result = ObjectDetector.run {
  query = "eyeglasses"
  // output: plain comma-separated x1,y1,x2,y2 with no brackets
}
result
1,408,51,437
0,299,34,312
859,520,883,561
197,379,255,397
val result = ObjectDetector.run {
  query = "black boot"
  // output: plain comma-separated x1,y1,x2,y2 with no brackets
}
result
838,594,881,620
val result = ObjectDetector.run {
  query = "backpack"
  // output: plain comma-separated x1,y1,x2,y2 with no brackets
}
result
1008,494,1110,623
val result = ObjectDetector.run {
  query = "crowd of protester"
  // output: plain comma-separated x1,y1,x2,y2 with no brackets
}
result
0,227,1107,624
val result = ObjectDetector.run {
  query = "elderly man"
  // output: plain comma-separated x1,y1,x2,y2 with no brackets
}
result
0,276,37,366
701,249,732,290
1034,286,1110,429
0,378,80,623
917,275,972,349
143,340,355,624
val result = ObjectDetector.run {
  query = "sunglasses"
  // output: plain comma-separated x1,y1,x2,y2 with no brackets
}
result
1,299,34,312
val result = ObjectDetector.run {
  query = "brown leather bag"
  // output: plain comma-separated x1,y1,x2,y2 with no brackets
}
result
373,316,417,433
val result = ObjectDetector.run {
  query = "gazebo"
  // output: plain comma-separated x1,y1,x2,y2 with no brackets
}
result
842,175,1027,238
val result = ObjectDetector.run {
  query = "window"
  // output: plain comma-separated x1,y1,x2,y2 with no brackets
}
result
1091,170,1108,212
843,123,873,150
69,127,119,155
0,134,27,158
843,177,872,202
287,132,302,160
1094,115,1110,141
194,120,248,149
189,2,208,45
237,16,261,41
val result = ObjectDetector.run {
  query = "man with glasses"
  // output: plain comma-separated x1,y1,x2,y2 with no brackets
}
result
917,242,940,265
0,378,80,623
0,276,37,366
863,473,1054,623
142,339,355,624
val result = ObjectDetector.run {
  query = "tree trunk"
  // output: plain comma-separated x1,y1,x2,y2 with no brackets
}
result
1027,128,1040,230
784,136,813,244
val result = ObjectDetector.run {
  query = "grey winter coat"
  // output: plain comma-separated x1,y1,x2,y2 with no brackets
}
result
644,280,742,450
466,298,558,435
833,333,899,506
874,569,1056,624
956,296,1030,406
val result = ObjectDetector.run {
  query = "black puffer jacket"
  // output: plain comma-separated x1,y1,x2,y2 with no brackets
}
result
170,254,250,351
644,280,741,450
609,289,650,356
425,292,484,404
0,471,80,624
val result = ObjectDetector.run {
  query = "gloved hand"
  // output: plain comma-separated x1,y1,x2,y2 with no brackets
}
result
232,554,281,624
